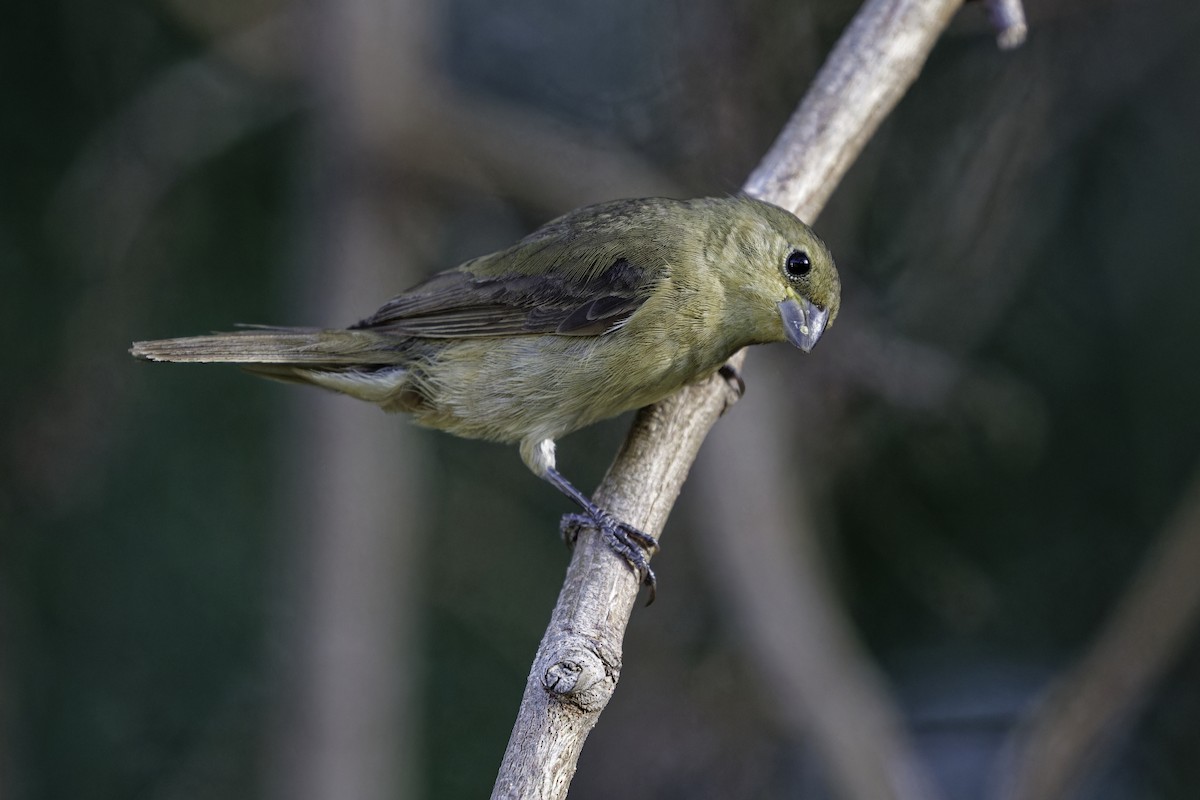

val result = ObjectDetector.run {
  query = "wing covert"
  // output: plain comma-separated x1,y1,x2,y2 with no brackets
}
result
350,257,655,338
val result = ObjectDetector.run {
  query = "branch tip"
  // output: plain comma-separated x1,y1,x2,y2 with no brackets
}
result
983,0,1028,49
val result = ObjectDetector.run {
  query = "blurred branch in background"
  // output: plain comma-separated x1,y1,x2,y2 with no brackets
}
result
997,465,1200,800
694,369,943,800
261,0,433,797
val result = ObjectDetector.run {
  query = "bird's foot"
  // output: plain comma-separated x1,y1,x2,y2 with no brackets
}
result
560,511,659,604
718,362,745,413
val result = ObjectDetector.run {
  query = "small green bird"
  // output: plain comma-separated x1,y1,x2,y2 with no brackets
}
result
132,196,840,600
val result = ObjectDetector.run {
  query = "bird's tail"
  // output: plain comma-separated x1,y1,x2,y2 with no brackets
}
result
130,327,406,365
131,327,418,408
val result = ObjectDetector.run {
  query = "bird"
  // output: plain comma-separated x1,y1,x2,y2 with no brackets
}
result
131,195,841,602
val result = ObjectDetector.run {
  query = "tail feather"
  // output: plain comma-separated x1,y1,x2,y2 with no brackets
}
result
130,328,407,365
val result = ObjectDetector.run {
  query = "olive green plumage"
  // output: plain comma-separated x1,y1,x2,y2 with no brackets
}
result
132,195,840,594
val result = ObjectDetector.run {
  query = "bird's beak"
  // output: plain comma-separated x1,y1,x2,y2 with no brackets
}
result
778,297,830,353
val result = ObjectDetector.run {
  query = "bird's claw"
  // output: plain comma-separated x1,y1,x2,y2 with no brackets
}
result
718,362,745,413
560,511,659,604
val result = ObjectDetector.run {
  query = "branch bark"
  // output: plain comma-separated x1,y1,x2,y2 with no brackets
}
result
491,1,970,797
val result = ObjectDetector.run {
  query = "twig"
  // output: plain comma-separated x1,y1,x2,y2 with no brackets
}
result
981,0,1028,50
995,466,1200,800
492,1,971,797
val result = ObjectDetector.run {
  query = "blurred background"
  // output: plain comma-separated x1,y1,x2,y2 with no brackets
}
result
4,0,1200,798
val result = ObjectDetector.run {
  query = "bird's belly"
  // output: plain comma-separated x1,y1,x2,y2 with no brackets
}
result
407,333,724,445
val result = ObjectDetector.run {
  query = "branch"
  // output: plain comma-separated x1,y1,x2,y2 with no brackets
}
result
743,0,962,222
981,0,1028,50
492,1,972,797
995,466,1200,800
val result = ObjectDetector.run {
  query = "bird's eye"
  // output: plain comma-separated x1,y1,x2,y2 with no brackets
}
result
785,250,812,279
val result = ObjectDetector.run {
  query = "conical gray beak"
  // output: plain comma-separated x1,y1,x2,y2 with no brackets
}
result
779,297,830,353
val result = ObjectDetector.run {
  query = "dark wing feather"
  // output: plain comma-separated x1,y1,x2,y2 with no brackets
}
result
351,258,653,338
553,294,645,335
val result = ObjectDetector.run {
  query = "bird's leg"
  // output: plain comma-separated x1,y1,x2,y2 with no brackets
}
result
718,361,746,397
543,467,659,604
718,361,746,414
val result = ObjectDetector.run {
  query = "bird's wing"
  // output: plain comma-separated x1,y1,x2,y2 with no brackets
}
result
351,256,656,338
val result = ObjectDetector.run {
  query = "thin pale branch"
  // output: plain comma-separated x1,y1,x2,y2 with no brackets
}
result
981,0,1029,49
492,1,972,797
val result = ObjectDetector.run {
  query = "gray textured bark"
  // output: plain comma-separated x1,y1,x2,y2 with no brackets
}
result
491,1,971,797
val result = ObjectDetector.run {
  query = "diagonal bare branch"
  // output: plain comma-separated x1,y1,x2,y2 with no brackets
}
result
491,1,985,797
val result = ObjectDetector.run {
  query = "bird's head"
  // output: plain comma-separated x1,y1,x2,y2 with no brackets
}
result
775,234,840,353
721,197,841,352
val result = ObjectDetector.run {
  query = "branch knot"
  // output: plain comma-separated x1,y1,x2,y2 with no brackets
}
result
539,642,619,712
